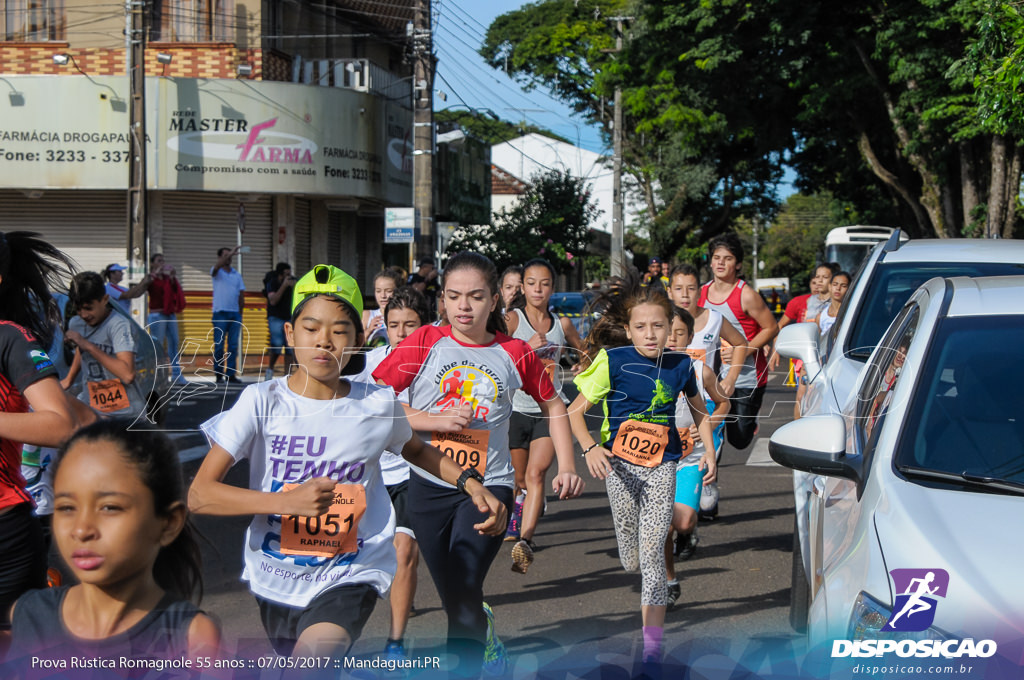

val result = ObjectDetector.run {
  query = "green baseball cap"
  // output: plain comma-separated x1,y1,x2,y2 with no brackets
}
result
291,264,364,318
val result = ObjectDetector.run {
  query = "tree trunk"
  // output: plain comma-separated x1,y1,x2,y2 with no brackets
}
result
987,134,1008,239
959,141,981,234
853,40,950,238
1003,142,1022,239
857,132,931,236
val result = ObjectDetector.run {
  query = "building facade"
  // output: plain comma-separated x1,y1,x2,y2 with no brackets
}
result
0,1,430,365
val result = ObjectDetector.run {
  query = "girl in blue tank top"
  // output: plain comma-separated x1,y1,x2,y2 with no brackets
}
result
568,275,717,666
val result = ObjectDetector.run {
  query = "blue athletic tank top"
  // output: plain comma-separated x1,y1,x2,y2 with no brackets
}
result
10,586,201,669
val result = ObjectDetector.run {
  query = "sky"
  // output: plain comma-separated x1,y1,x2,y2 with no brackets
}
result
432,0,607,154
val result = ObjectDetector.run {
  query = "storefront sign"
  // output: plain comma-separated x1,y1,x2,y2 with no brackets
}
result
0,76,412,203
384,207,415,243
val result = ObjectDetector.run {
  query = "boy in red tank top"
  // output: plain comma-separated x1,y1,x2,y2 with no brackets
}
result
698,233,778,450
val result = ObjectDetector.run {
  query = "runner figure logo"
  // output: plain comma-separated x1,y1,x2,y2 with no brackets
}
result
883,568,950,632
436,365,498,420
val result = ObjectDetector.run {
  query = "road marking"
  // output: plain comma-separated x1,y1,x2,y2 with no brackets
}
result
745,438,779,467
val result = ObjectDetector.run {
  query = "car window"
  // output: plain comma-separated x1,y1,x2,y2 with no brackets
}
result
857,306,919,451
896,315,1024,488
845,262,1024,360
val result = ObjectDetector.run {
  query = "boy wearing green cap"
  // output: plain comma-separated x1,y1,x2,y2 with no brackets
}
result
189,265,508,661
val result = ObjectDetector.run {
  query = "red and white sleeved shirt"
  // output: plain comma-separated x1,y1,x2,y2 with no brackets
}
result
373,325,555,488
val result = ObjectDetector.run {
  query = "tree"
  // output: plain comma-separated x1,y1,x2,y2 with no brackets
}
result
483,0,1024,244
445,169,598,274
758,193,856,293
627,0,1021,239
435,109,568,146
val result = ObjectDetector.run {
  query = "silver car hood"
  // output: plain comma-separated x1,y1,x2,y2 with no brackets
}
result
873,477,1024,644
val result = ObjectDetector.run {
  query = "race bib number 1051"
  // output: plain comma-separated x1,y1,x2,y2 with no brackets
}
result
280,483,365,558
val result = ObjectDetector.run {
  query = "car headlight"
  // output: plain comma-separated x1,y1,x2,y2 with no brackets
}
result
849,592,950,641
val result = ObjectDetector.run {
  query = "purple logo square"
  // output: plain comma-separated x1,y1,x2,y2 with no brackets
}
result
883,568,950,632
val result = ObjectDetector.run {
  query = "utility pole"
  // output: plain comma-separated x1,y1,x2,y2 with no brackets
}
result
127,0,147,320
752,216,759,289
609,16,631,278
412,0,434,264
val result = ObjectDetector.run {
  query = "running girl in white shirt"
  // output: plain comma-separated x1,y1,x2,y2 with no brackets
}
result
568,276,716,665
362,268,403,347
667,263,746,520
663,307,730,606
373,251,584,676
505,258,585,574
188,265,505,660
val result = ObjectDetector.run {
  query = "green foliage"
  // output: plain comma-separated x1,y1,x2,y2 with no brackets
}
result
762,194,854,293
435,109,569,146
444,169,598,275
482,0,1024,243
582,254,610,283
480,0,626,118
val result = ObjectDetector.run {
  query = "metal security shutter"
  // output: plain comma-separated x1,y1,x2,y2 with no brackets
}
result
327,210,342,267
161,192,272,363
0,190,125,278
357,214,382,291
161,192,272,292
294,198,312,274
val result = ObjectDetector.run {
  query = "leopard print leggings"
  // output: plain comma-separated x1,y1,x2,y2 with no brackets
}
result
605,457,677,606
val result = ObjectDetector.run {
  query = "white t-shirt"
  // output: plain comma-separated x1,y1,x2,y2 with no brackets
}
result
675,359,709,466
686,308,725,369
200,377,413,607
372,325,555,489
805,293,831,322
354,345,411,486
818,305,838,337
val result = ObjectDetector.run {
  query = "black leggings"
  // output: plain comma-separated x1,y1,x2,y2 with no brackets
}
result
0,504,46,629
726,385,766,450
408,476,512,671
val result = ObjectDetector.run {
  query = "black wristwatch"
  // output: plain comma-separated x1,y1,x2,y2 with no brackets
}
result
456,467,485,494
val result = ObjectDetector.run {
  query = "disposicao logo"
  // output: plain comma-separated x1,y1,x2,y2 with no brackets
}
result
884,568,949,632
831,567,998,659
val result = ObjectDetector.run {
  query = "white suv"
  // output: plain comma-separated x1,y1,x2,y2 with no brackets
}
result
772,233,1024,634
770,275,1024,646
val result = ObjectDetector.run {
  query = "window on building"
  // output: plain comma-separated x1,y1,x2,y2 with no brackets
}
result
2,0,65,41
151,0,234,42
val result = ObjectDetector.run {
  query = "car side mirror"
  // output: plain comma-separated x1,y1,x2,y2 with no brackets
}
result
775,322,823,380
768,414,862,484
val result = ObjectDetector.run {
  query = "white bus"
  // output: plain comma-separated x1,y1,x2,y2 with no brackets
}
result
824,225,909,274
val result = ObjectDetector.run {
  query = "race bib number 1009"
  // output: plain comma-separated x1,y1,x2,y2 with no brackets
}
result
432,428,489,476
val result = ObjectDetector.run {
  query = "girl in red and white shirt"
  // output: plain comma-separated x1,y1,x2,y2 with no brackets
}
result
374,251,583,675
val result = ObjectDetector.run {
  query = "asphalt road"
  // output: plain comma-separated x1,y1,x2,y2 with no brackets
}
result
157,369,806,675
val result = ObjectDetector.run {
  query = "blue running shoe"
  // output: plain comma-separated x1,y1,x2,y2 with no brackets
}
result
381,639,409,677
482,602,509,675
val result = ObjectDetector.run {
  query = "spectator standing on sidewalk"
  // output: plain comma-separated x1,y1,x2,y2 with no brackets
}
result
147,254,187,385
263,262,295,380
102,263,150,315
210,247,245,384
